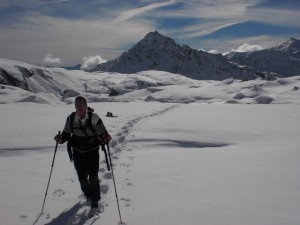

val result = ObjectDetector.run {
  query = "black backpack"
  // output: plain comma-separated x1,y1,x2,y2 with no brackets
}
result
66,110,111,170
67,110,98,161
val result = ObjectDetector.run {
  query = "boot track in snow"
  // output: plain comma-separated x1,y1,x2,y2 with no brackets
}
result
34,104,178,225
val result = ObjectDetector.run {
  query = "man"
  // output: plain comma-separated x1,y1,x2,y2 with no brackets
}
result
54,96,112,213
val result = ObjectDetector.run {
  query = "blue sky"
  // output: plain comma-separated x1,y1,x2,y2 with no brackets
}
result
0,0,299,66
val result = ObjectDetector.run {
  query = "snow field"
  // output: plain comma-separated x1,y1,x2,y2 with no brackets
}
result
0,102,300,225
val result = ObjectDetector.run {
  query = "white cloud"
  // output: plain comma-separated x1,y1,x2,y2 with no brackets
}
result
208,49,220,54
199,49,220,54
112,0,179,23
42,53,63,65
81,55,107,70
233,43,264,52
247,7,300,28
0,13,154,65
146,1,256,39
38,0,73,4
198,35,280,54
1,0,299,66
149,1,300,38
154,1,256,19
173,21,241,39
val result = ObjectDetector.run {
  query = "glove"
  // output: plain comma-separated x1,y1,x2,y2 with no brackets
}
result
54,134,63,144
101,132,112,144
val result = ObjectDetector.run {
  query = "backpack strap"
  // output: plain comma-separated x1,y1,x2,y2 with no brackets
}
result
69,112,76,133
87,111,97,136
72,110,97,137
70,110,100,139
87,111,106,147
67,111,94,161
67,112,76,162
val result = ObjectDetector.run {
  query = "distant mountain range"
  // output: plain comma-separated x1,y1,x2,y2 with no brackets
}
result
90,31,259,80
1,31,299,96
90,31,300,79
225,37,300,76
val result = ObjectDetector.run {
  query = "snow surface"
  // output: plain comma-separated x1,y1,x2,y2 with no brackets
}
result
0,65,300,225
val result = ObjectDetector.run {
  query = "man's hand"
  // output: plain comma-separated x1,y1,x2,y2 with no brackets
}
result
54,134,62,144
101,132,112,144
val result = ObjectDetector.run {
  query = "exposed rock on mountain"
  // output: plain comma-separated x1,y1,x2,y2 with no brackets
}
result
91,31,259,80
226,38,300,77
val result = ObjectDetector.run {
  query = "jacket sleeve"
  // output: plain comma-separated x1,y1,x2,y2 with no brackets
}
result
63,114,72,133
92,113,108,136
61,115,72,143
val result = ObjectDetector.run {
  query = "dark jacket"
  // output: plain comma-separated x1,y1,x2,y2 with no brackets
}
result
61,111,107,152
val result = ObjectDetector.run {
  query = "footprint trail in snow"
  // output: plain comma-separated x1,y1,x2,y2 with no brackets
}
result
99,104,178,212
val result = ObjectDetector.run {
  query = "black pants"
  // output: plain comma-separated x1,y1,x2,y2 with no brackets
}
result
73,149,100,202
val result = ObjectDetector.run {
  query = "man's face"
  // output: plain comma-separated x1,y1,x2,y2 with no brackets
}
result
75,100,87,116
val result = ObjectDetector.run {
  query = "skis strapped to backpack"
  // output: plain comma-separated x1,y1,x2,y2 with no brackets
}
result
67,110,111,171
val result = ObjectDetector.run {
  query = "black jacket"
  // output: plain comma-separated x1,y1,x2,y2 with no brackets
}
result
61,111,107,152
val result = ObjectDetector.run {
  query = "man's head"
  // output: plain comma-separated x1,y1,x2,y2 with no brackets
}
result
75,96,87,117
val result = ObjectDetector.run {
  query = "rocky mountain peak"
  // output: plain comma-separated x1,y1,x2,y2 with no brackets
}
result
226,37,300,76
130,31,178,54
272,37,300,55
142,31,174,45
90,31,260,80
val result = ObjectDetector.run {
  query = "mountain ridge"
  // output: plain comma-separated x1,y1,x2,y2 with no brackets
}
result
226,38,300,76
90,31,261,81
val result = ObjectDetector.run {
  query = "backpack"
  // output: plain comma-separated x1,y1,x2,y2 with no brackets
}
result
67,109,98,161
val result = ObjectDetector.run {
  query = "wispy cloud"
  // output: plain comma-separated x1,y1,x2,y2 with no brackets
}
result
0,13,154,65
149,0,300,45
38,0,73,4
154,1,256,19
113,0,179,23
247,7,300,28
0,0,299,65
141,1,259,39
173,21,243,38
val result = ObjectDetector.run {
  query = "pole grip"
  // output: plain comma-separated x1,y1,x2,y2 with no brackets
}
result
101,144,111,171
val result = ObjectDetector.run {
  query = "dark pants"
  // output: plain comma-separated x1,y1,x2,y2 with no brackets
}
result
73,149,100,202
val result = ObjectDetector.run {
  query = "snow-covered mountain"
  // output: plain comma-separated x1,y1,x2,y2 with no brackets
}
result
0,58,86,103
271,37,300,58
90,31,260,80
226,38,300,77
1,57,300,105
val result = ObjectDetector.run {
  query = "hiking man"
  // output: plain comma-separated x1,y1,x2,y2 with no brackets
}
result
54,96,112,212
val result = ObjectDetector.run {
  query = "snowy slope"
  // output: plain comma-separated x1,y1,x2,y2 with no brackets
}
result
2,58,300,105
0,102,300,225
0,58,87,103
91,31,260,80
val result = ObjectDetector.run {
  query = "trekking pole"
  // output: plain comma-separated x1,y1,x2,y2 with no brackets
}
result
33,131,60,225
100,143,111,171
106,142,123,224
41,131,61,214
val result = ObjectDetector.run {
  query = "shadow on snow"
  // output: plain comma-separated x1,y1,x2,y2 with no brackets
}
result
44,202,91,225
128,139,230,149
